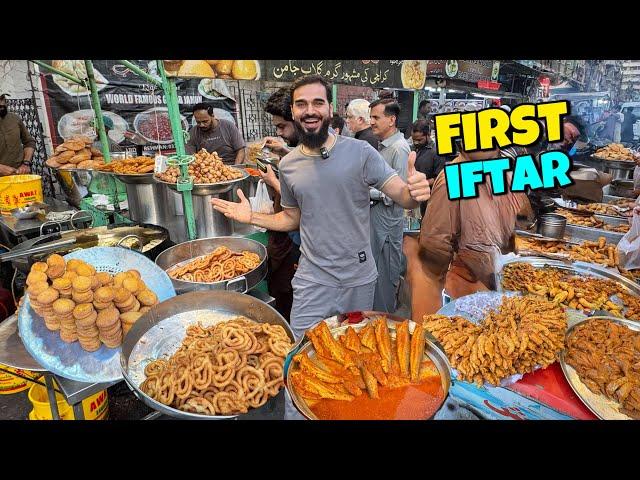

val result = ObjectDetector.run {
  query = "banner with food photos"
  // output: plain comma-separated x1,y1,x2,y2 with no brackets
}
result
39,60,238,155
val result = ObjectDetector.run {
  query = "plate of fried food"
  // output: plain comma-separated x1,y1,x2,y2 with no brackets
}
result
607,197,636,209
617,267,640,284
95,156,156,176
285,312,451,420
515,235,621,269
431,293,567,387
50,60,109,97
58,110,127,144
45,135,107,171
561,317,640,420
594,143,640,162
401,60,428,89
576,202,631,218
498,259,640,319
120,290,294,419
556,208,630,234
155,237,267,295
18,247,175,383
154,149,247,195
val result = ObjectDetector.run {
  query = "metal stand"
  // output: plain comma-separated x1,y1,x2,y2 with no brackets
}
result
0,314,116,420
43,373,61,420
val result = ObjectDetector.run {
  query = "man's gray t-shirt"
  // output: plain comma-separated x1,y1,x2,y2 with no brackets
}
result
186,118,245,164
279,135,398,288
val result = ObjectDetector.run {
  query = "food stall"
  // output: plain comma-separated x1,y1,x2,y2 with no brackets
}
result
0,60,282,420
2,60,640,422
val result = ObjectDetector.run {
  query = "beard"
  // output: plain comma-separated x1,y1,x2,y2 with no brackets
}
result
294,115,330,149
0,107,7,118
287,135,300,148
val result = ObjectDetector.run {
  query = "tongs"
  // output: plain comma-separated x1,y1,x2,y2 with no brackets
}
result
0,233,99,263
515,230,580,246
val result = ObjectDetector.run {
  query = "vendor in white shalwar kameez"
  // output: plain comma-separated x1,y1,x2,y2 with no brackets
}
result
368,97,410,313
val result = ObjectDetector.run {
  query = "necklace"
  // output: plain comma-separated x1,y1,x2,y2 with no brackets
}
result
300,133,337,156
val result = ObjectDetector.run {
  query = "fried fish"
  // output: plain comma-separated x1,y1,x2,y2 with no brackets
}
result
292,371,355,401
344,326,365,353
359,364,380,399
373,317,392,373
294,353,343,384
396,320,411,379
311,322,357,370
358,324,378,353
361,353,388,386
410,323,426,383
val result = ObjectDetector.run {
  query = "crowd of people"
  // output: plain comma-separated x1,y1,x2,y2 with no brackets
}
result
3,75,640,338
212,75,430,338
209,76,633,334
209,76,456,335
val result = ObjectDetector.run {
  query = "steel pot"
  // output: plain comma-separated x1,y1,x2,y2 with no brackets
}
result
601,159,635,181
609,179,636,198
537,213,567,239
154,236,267,294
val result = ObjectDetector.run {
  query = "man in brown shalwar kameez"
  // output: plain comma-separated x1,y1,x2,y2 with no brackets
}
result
405,147,532,322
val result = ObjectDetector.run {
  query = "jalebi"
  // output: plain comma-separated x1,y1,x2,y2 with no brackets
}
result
167,247,261,283
139,316,292,416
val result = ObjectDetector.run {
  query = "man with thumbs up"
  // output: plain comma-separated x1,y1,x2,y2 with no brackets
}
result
369,97,411,313
212,75,430,338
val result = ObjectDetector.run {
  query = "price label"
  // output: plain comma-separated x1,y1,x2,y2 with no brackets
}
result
154,155,168,174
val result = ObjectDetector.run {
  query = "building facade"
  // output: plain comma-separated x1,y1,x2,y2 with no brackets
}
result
621,60,640,102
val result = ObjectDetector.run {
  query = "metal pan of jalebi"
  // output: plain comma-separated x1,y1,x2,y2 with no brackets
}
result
120,290,294,419
155,237,267,295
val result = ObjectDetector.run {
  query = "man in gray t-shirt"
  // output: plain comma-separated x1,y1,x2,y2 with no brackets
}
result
186,103,246,164
278,136,396,289
212,75,431,338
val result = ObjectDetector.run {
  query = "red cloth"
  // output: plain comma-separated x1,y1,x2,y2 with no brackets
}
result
508,363,597,420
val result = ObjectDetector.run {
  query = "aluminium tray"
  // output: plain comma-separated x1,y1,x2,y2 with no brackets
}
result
560,316,640,420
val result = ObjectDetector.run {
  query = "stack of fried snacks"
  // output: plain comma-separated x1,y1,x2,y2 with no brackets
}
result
96,156,155,174
566,319,640,419
515,236,570,256
515,236,620,268
140,317,292,416
155,149,243,184
423,296,566,386
501,263,625,316
25,254,158,351
290,318,440,405
609,198,636,208
576,203,629,217
603,223,631,233
556,208,628,232
556,208,603,228
595,143,639,162
569,237,620,267
167,246,261,283
45,136,106,170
